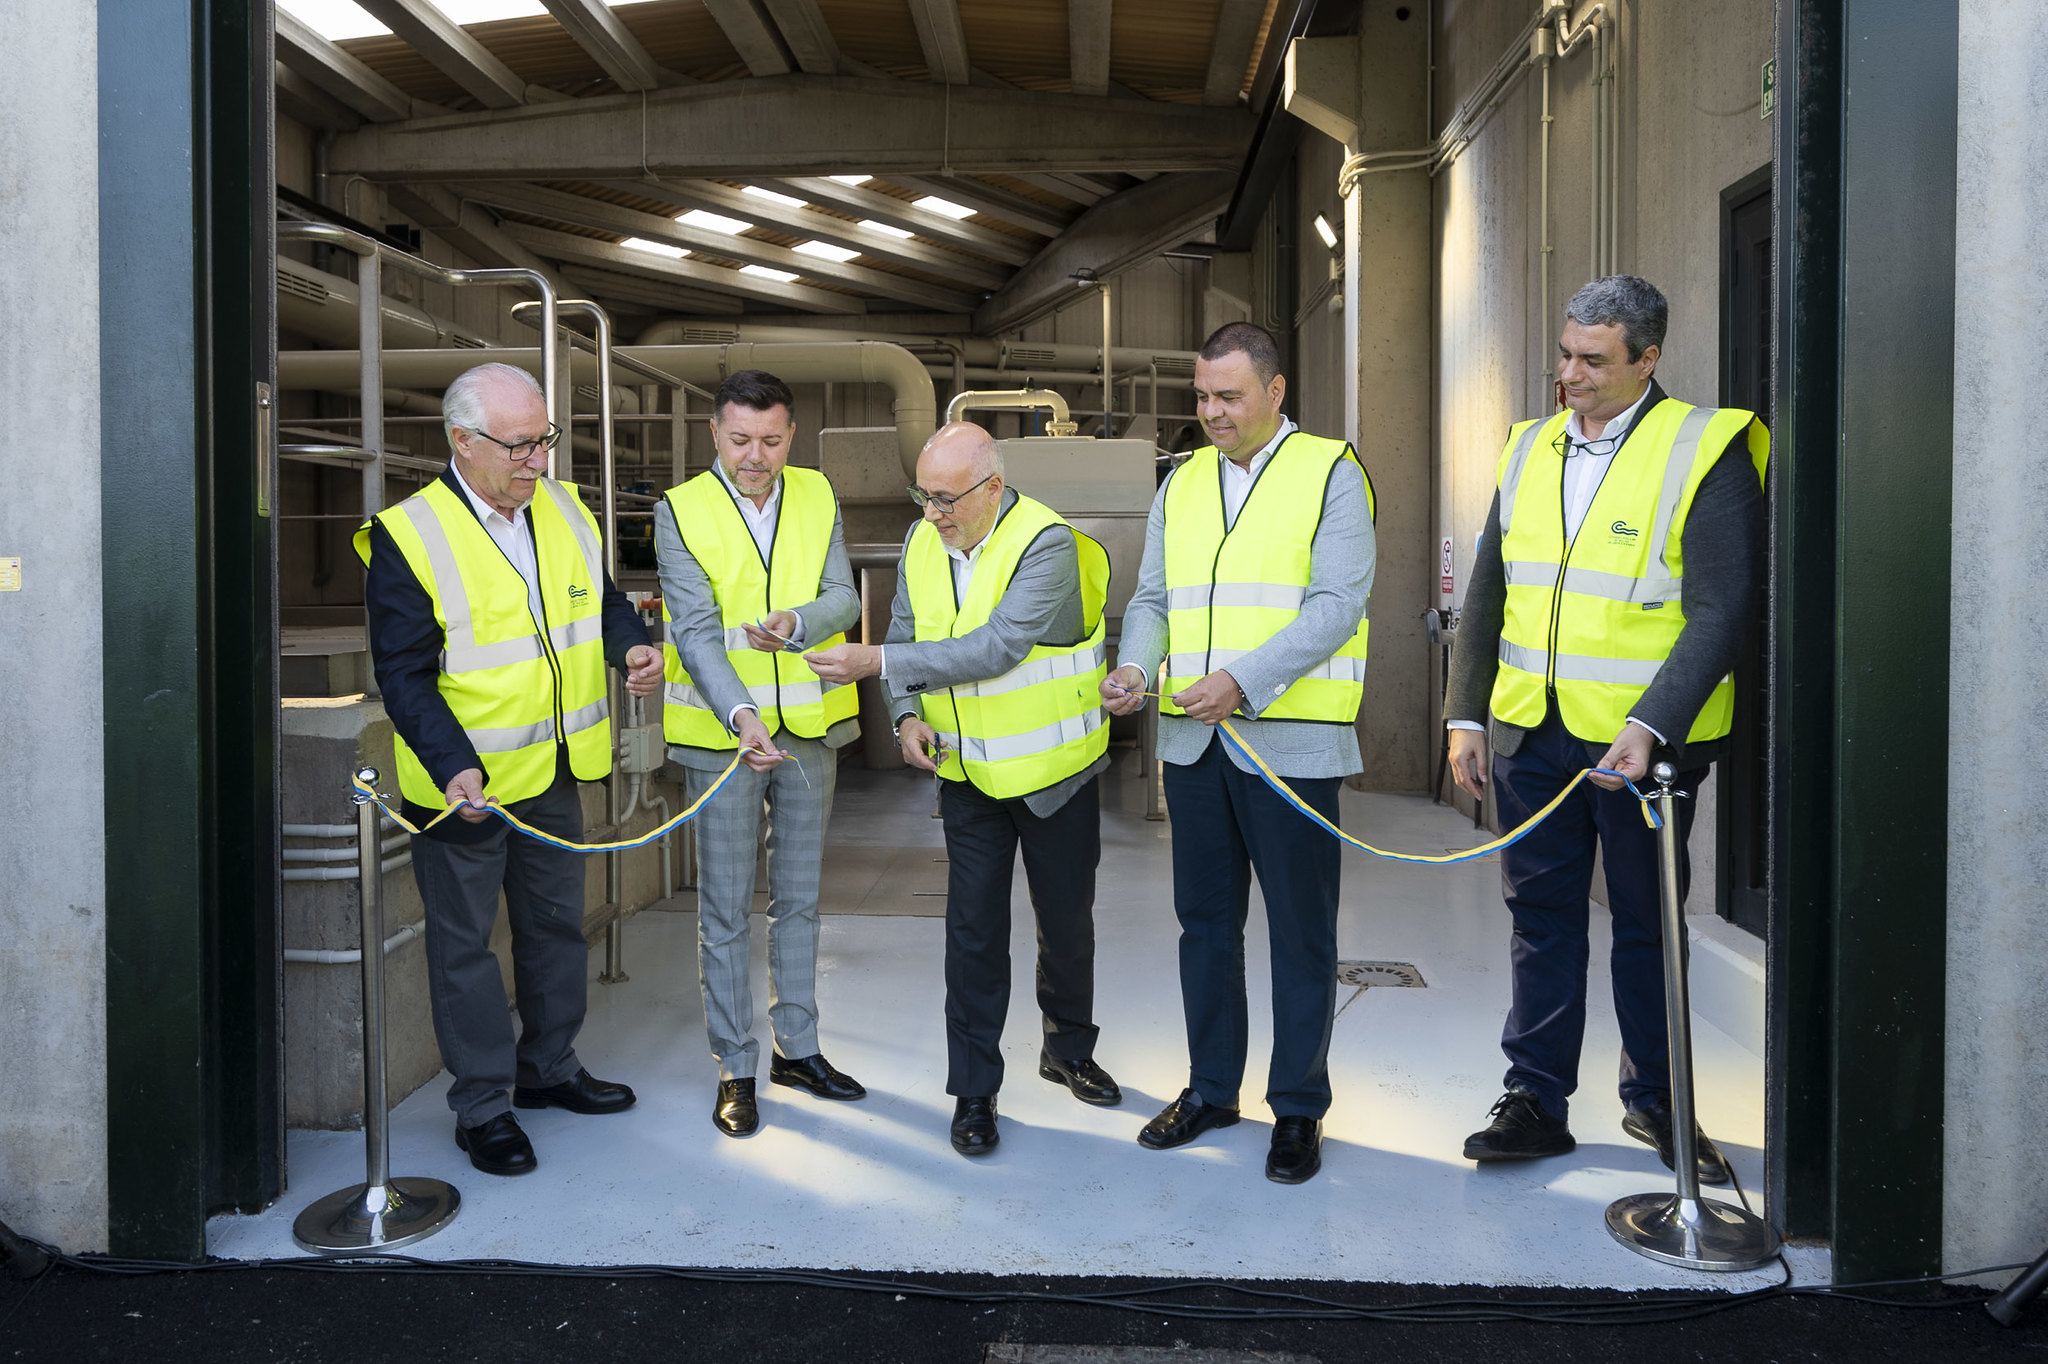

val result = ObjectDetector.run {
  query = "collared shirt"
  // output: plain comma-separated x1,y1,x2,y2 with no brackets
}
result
1220,418,1298,528
1560,384,1653,540
710,462,808,727
450,459,545,630
879,520,990,685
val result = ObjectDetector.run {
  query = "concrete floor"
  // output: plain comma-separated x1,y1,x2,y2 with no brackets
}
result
209,750,1811,1289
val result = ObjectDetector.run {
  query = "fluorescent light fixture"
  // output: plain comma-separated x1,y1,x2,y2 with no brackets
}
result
742,186,808,209
677,209,754,235
829,174,872,185
432,0,547,22
276,0,389,40
860,219,915,239
912,195,976,220
1312,214,1339,251
793,241,859,263
740,265,800,283
620,237,688,259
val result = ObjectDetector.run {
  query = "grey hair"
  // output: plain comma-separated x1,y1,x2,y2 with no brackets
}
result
973,435,1005,482
443,362,544,449
1564,275,1668,363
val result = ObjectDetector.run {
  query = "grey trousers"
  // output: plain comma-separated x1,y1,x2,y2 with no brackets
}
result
684,734,834,1080
409,774,589,1129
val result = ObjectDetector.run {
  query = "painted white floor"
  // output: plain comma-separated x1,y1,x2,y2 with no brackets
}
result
210,752,1809,1289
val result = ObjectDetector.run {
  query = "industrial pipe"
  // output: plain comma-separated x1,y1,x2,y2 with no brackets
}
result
633,320,1198,388
945,388,1077,434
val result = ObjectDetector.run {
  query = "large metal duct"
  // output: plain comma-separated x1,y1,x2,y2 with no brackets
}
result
634,319,1199,382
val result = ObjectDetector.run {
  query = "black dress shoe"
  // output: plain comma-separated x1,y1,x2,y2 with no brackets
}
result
1266,1116,1323,1184
1622,1098,1733,1186
455,1112,536,1176
769,1052,867,1101
513,1067,637,1115
1462,1087,1576,1162
714,1078,759,1137
1137,1088,1241,1150
1038,1051,1123,1107
950,1096,999,1156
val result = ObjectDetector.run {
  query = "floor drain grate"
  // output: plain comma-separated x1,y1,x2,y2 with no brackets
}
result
1337,960,1427,989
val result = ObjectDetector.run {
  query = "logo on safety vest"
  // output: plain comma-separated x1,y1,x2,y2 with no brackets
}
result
1608,521,1639,539
568,584,589,600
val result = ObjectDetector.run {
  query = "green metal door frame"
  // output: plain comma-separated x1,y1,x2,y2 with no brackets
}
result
99,0,280,1259
1770,0,1956,1285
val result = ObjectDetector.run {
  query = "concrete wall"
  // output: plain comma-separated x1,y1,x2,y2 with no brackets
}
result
1943,0,2048,1278
0,0,108,1250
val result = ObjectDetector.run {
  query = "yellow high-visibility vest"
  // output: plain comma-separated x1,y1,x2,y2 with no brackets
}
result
355,476,613,807
1160,432,1374,723
661,466,858,750
1491,399,1769,743
905,494,1110,800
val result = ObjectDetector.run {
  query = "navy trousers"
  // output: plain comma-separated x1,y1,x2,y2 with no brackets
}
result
1163,734,1343,1120
1492,710,1703,1121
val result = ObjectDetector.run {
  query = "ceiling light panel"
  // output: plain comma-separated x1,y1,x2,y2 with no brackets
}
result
793,241,859,263
277,0,389,40
860,220,915,240
621,237,689,259
742,186,808,209
677,209,754,235
740,265,800,283
829,175,872,185
912,196,976,220
431,0,547,21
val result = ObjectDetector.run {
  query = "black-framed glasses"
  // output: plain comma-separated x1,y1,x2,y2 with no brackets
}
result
907,473,994,511
1552,430,1622,459
465,423,563,461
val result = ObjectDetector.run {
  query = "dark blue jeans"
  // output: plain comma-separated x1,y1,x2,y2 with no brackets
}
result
1493,711,1703,1121
1163,734,1343,1120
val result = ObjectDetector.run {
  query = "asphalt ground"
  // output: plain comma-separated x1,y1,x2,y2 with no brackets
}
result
2,1255,2043,1364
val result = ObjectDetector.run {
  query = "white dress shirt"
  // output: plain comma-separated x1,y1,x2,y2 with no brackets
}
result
879,526,989,685
711,463,808,729
451,460,544,629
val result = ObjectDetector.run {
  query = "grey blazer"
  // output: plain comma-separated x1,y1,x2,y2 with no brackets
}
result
884,487,1108,818
654,472,862,772
1119,431,1378,780
1444,380,1766,769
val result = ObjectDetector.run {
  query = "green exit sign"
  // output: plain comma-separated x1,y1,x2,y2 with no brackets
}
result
1762,58,1776,119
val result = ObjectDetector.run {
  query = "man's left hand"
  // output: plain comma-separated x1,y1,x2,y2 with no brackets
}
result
1169,669,1246,726
623,644,664,698
741,611,800,652
803,642,881,686
1592,722,1655,790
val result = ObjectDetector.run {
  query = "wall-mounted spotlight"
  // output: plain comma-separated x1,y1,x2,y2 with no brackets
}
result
1312,214,1340,253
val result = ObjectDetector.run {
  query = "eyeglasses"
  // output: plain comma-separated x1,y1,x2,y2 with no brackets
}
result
464,424,563,461
907,473,994,512
1553,431,1622,460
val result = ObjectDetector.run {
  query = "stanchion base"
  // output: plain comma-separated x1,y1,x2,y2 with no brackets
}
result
292,1177,460,1255
1605,1192,1779,1272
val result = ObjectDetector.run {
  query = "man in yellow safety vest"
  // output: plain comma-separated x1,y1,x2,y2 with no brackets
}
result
1445,276,1767,1186
806,421,1121,1157
1104,322,1376,1186
358,361,665,1178
654,369,866,1138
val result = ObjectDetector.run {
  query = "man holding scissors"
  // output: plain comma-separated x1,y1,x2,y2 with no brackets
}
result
654,369,866,1137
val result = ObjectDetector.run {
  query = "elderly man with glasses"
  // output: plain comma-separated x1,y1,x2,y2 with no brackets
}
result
355,361,665,1178
1445,276,1767,1185
806,421,1120,1157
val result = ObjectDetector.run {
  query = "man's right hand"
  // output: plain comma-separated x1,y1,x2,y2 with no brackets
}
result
1100,665,1147,716
444,768,494,824
897,716,940,772
1447,728,1489,801
734,710,785,772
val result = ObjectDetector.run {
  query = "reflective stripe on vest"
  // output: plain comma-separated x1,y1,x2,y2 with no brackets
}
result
905,494,1111,800
1159,433,1373,723
354,475,613,807
660,466,859,750
1490,400,1768,743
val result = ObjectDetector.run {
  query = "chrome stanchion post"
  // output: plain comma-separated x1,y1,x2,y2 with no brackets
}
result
293,767,461,1254
1605,762,1777,1271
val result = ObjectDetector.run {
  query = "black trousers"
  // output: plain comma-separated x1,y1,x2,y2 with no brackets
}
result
1163,734,1343,1120
939,775,1101,1097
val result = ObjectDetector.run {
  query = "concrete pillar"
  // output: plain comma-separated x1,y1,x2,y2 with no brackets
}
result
1943,0,2048,1280
1344,6,1432,790
0,0,108,1250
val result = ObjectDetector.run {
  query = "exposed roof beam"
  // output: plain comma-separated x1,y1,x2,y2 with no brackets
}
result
771,177,1033,266
702,0,792,77
1203,0,1266,106
540,0,669,93
382,183,574,298
905,0,970,84
1013,172,1107,206
559,266,745,317
895,175,1070,238
602,180,1011,290
274,10,416,123
761,0,839,77
463,181,980,312
1067,0,1112,98
354,0,535,109
975,171,1236,334
329,77,1258,181
274,61,364,133
500,222,860,313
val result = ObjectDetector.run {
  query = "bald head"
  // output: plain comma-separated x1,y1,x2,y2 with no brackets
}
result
914,421,1006,549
